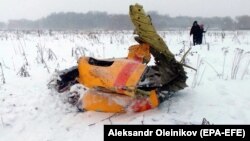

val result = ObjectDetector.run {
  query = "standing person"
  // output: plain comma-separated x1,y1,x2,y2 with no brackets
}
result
190,21,200,46
197,24,206,44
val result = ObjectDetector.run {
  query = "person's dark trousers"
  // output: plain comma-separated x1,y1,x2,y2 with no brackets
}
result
193,35,198,45
196,35,203,45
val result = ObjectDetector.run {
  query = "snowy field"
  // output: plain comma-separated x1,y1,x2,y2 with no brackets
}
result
0,30,250,141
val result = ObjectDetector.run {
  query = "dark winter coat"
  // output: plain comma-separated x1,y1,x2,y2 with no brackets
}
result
190,22,200,37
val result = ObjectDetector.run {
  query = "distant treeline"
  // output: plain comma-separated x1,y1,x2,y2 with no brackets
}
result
1,11,250,30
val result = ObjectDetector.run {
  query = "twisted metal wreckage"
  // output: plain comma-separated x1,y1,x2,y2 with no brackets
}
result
52,4,192,113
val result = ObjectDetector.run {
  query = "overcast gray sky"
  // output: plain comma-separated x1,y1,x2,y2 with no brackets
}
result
0,0,250,22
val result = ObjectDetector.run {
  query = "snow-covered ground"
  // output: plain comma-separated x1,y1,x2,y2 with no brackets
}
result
0,30,250,141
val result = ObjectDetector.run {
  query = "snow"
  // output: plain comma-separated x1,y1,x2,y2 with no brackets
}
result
0,30,250,141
